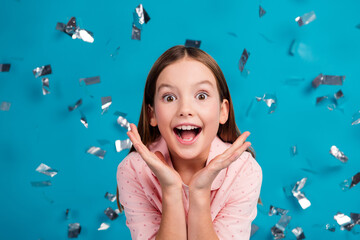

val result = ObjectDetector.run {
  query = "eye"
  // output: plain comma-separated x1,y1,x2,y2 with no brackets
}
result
196,92,208,100
162,94,176,102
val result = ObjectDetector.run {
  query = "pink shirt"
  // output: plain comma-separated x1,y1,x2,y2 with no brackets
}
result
116,136,262,240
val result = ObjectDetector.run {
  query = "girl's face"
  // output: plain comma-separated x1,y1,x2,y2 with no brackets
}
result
149,58,229,162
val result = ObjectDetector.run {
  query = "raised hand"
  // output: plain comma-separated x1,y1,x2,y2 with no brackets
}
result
127,123,184,190
188,131,252,192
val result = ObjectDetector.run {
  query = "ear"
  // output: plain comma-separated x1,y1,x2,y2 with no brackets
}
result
148,104,158,127
219,99,229,124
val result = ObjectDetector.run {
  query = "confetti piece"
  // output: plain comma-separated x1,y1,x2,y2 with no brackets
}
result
104,207,118,220
334,212,355,231
312,74,345,88
0,63,11,72
115,111,131,131
185,39,201,48
80,115,88,128
250,224,259,237
131,25,141,40
68,223,81,238
101,96,112,114
290,178,311,209
325,223,336,232
57,17,94,43
115,139,132,152
87,146,106,159
340,172,360,191
292,227,305,240
35,163,58,177
0,102,11,111
330,145,348,163
256,93,277,114
79,76,100,86
105,192,116,202
31,180,52,187
290,145,298,156
131,4,150,40
271,215,292,239
239,48,250,72
33,65,52,78
351,110,360,125
98,223,110,231
295,11,316,26
41,78,50,95
259,6,266,18
68,99,82,112
269,205,289,216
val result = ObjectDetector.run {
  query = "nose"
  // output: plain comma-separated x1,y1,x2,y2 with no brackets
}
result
178,97,194,117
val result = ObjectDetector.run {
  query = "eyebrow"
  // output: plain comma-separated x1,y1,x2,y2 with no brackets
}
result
157,80,214,92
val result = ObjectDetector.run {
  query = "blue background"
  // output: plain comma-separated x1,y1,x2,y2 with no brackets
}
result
1,0,360,239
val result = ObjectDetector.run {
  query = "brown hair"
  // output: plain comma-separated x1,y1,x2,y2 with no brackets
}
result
116,45,256,211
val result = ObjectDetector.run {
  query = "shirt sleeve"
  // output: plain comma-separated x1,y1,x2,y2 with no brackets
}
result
213,153,263,240
117,155,162,240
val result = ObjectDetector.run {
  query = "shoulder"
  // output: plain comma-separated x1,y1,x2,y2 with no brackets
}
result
117,151,147,178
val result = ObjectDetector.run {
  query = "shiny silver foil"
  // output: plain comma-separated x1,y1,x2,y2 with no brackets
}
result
131,24,141,40
340,172,360,191
105,192,116,202
239,48,250,72
292,178,311,209
185,39,201,48
352,110,360,125
115,139,132,152
31,180,52,187
101,96,112,114
312,74,345,88
334,212,354,231
250,224,259,237
98,223,110,231
104,207,119,220
87,146,106,159
0,63,11,72
295,11,316,26
271,215,292,239
351,213,360,225
80,115,88,128
57,17,94,43
259,6,266,18
35,163,58,177
42,78,50,95
68,99,82,111
292,227,305,239
33,65,52,78
330,145,348,163
79,76,100,85
68,223,81,238
133,4,150,28
256,93,277,114
115,111,131,131
0,101,11,111
269,205,289,216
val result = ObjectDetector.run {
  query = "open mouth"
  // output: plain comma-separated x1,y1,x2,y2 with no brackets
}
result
173,125,202,143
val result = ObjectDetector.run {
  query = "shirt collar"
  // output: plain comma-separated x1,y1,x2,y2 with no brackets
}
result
148,136,228,191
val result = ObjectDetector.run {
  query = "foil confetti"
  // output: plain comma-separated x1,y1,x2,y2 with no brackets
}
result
271,215,292,239
31,180,51,187
68,223,81,238
101,96,112,114
115,139,132,152
292,227,305,239
295,11,316,26
79,76,101,86
131,25,141,40
41,78,50,95
250,224,259,237
351,213,360,225
104,207,119,220
68,99,82,111
185,39,201,48
269,205,289,216
325,223,336,232
56,17,94,43
340,172,360,191
0,63,11,72
115,111,131,131
351,110,360,125
80,114,88,128
259,6,266,18
98,223,110,231
131,4,150,40
330,145,348,163
291,178,311,209
256,93,277,114
239,48,250,72
0,101,11,111
87,146,106,159
105,192,116,202
334,212,354,231
312,74,345,88
35,163,58,177
290,145,298,156
33,65,52,78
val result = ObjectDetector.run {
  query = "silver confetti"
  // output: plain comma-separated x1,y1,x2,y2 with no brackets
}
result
104,207,119,220
269,205,289,216
334,212,354,231
340,172,360,191
87,146,106,159
101,96,112,114
35,163,58,177
0,101,11,111
0,63,11,72
295,11,316,26
351,213,360,225
133,4,150,28
290,145,298,156
115,111,131,131
68,99,82,111
271,215,292,239
351,110,360,125
68,223,81,238
330,145,348,163
105,192,116,202
31,180,52,187
256,93,277,114
312,74,345,88
79,76,100,86
80,115,88,128
325,223,336,232
259,6,266,18
33,65,52,78
98,223,110,231
131,24,141,40
292,227,305,239
250,224,259,237
239,48,250,72
42,78,50,95
185,39,201,48
57,17,94,43
115,139,132,152
292,178,311,209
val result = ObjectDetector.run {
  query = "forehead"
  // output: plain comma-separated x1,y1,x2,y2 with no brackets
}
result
156,58,217,89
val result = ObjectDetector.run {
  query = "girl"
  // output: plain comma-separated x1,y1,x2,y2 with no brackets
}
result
116,45,262,240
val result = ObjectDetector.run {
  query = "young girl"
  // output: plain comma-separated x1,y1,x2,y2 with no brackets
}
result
116,45,262,240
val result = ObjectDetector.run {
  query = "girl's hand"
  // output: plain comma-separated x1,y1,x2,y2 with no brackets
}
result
188,132,252,193
127,123,184,190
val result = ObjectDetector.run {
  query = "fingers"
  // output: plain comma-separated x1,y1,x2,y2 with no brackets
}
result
221,131,251,159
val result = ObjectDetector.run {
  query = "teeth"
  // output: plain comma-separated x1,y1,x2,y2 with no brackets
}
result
176,125,199,130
